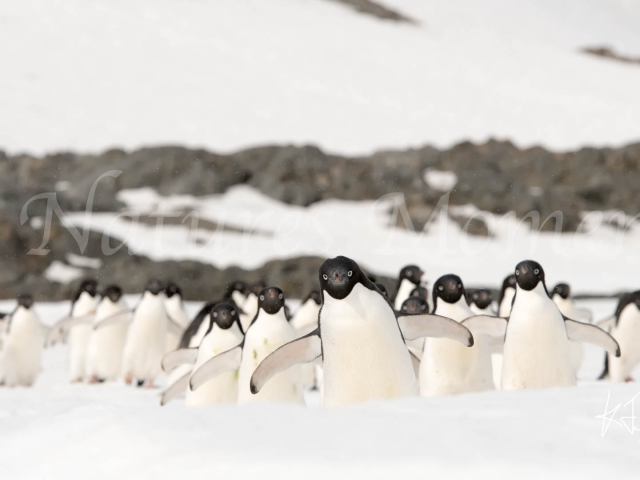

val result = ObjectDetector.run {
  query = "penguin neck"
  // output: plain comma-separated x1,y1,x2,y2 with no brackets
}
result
204,321,243,346
253,307,288,330
73,291,98,316
435,296,473,322
499,287,515,316
515,282,551,310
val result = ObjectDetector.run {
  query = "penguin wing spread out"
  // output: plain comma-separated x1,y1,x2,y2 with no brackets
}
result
189,345,243,392
161,347,198,373
250,329,322,395
575,308,593,323
397,314,474,346
461,315,508,338
595,315,616,331
93,310,134,330
160,371,191,406
167,316,186,336
564,318,621,357
47,314,95,345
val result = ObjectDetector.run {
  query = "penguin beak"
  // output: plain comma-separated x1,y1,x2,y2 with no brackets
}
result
330,271,345,284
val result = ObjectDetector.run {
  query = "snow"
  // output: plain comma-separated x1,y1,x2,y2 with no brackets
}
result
1,298,639,478
424,169,458,191
43,261,84,284
65,253,102,270
59,185,640,294
1,0,640,156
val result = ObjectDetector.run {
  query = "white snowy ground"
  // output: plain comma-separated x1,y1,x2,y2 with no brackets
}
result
2,297,640,479
2,0,640,155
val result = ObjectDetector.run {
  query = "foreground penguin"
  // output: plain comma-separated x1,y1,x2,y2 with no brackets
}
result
393,265,425,311
420,275,495,396
0,295,43,387
164,282,189,352
249,256,474,407
465,260,621,390
66,280,100,382
161,302,245,406
190,287,304,404
85,286,130,383
597,292,640,382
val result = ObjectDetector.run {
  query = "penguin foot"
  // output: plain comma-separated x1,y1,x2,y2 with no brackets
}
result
146,380,157,389
137,380,145,387
71,378,82,384
87,377,97,384
625,377,635,382
125,373,133,385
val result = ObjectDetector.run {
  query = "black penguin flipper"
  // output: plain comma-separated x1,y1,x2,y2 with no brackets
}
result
397,314,474,347
461,315,509,338
564,317,621,357
160,371,191,406
161,347,198,373
189,344,243,392
92,310,134,331
179,303,213,349
250,328,322,395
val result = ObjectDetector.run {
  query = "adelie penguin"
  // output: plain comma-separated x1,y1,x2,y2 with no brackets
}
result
67,280,100,382
492,274,517,388
161,302,245,406
0,295,43,387
463,260,621,390
290,290,322,388
469,289,495,315
249,256,474,407
189,287,304,404
393,265,425,311
597,291,640,383
420,275,495,396
164,282,189,352
85,285,130,383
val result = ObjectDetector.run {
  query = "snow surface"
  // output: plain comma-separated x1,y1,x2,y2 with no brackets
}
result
2,298,640,479
60,185,640,294
1,0,640,156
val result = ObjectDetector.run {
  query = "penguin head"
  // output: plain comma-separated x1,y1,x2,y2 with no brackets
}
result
225,280,248,298
502,274,516,293
399,265,423,286
104,285,123,303
78,279,98,298
304,290,322,305
17,294,34,310
319,256,366,300
165,282,182,299
258,287,285,314
515,260,545,292
615,291,640,317
552,283,571,300
470,289,493,309
401,297,429,314
209,302,241,331
375,283,388,298
433,274,466,304
410,285,429,300
250,281,266,296
145,279,165,296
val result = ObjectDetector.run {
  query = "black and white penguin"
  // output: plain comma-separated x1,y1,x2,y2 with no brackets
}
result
598,292,640,382
164,282,189,352
66,279,100,382
400,297,429,315
161,302,245,406
249,256,473,407
393,265,425,311
121,280,171,387
0,295,43,387
85,285,130,383
420,275,495,396
469,289,495,315
410,286,430,303
189,287,303,404
464,261,621,390
290,290,322,388
498,274,517,317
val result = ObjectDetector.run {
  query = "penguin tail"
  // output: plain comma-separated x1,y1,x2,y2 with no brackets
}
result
598,353,609,380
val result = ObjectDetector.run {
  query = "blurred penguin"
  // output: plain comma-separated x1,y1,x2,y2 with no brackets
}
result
393,265,424,311
493,274,517,389
469,289,495,315
552,283,591,375
67,279,100,382
0,295,43,387
164,282,189,352
85,286,130,383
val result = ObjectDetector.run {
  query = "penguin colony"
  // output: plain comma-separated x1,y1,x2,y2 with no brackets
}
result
0,256,631,408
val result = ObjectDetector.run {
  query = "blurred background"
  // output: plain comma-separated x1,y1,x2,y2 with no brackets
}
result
1,0,640,300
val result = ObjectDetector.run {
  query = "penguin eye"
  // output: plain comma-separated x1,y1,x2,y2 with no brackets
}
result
278,293,283,299
402,306,407,311
323,274,328,281
348,271,352,277
458,284,462,289
473,293,478,299
534,269,540,275
213,312,218,318
438,285,444,291
421,305,426,310
259,295,264,301
515,271,520,276
407,271,412,277
231,311,236,316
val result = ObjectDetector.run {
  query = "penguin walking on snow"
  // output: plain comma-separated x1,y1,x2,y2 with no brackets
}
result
0,295,43,387
85,286,130,383
420,275,495,396
66,280,100,382
393,265,425,311
463,260,620,390
597,292,640,382
164,282,189,352
190,287,303,404
160,302,245,406
469,289,495,315
249,257,474,407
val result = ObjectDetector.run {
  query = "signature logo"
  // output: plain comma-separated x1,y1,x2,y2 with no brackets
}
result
596,391,640,437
